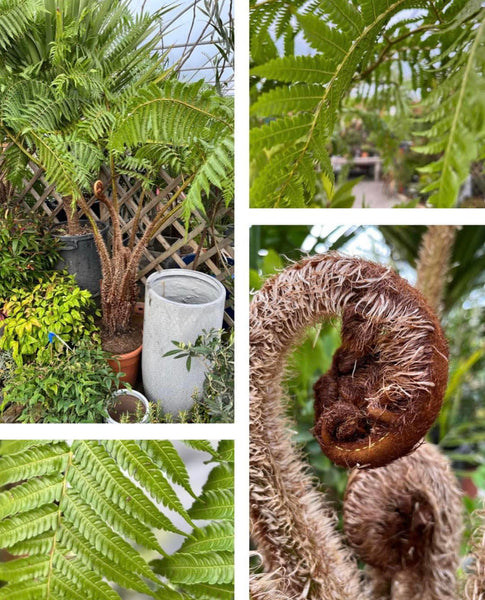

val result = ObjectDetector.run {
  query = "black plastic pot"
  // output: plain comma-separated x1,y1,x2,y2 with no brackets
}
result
54,220,108,297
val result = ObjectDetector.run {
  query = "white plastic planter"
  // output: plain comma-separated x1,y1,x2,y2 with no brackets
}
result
106,389,150,424
142,270,226,413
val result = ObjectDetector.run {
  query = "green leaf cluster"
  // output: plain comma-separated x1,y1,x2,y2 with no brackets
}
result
0,272,99,365
0,0,234,222
0,206,59,302
415,13,485,207
250,0,485,208
1,340,122,423
164,329,235,423
0,439,234,600
152,439,235,599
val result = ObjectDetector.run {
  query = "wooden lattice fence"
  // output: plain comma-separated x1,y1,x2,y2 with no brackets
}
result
12,163,234,327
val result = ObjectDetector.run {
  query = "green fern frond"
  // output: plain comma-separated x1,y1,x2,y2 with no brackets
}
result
138,440,196,498
250,0,438,207
414,14,485,207
0,0,42,50
0,440,234,599
153,551,234,585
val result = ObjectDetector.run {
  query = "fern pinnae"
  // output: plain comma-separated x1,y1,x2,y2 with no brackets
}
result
0,474,63,520
416,14,485,206
251,0,432,206
103,440,193,526
60,491,158,582
0,579,48,600
57,522,154,595
0,555,50,583
0,444,69,487
138,440,196,499
52,549,120,600
67,463,163,552
71,440,174,532
0,504,59,549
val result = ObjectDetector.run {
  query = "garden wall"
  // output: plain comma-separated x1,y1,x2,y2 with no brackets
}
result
11,162,234,326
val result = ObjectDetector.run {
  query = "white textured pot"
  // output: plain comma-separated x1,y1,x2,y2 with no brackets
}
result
142,270,225,413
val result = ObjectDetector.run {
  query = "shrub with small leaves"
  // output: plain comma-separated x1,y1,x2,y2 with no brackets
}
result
0,272,99,365
0,206,59,301
165,329,234,422
1,340,122,423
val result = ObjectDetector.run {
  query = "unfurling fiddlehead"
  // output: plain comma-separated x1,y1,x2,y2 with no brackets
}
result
250,248,465,600
290,254,447,469
344,442,463,600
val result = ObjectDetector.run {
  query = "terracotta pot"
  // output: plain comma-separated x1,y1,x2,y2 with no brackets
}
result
108,344,142,387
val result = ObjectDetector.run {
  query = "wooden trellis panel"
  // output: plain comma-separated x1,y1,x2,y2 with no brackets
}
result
12,163,235,327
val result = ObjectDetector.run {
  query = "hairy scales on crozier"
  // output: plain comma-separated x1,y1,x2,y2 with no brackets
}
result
310,256,448,468
344,442,463,600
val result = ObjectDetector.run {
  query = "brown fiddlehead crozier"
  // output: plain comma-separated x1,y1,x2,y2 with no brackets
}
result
344,442,463,600
310,256,448,468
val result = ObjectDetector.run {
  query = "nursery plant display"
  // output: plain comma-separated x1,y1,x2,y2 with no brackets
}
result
250,0,485,208
0,273,98,366
1,341,122,423
249,226,485,599
0,439,234,599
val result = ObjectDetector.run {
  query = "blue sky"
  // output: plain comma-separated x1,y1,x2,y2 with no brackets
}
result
131,0,233,89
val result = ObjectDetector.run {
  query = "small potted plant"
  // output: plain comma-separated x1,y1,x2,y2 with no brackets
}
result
106,389,151,424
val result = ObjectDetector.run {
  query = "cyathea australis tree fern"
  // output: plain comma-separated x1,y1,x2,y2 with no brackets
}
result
0,439,234,599
250,0,485,208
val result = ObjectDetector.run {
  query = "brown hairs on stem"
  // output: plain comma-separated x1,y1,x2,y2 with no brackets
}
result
344,442,463,600
309,255,448,468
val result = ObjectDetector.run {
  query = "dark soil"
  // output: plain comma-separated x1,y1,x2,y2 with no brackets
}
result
102,324,143,355
52,223,93,236
108,394,146,423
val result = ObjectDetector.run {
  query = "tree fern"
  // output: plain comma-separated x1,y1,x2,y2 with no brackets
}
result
0,439,234,600
250,0,483,208
414,8,485,207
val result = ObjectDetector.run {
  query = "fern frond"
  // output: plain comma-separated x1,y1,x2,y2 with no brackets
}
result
152,551,234,585
179,521,234,553
250,0,440,207
0,443,69,486
0,0,42,50
0,440,234,599
71,440,180,532
252,55,335,84
0,474,63,520
0,504,59,548
67,463,163,552
103,440,193,524
138,440,196,498
414,15,485,207
0,579,48,600
183,582,234,600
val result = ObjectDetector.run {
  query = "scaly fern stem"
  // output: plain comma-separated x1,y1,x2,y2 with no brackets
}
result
128,188,145,250
273,0,413,206
359,23,441,80
46,449,73,599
